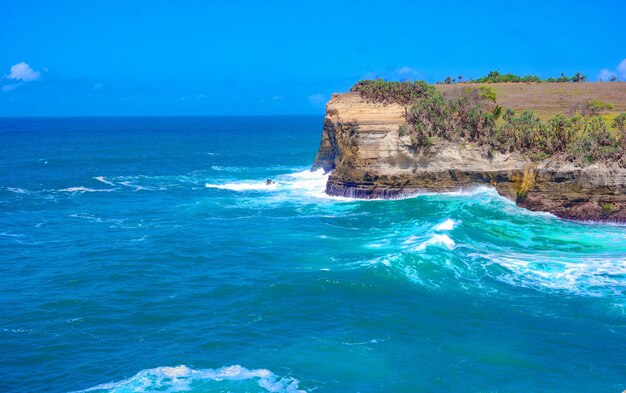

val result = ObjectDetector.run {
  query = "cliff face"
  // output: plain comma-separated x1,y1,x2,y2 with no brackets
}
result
312,92,626,221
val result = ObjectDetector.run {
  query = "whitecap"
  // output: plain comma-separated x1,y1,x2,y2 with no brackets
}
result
59,187,114,193
485,252,626,296
6,187,29,194
412,234,456,252
0,232,24,237
205,181,279,191
433,219,458,231
210,165,245,172
277,169,328,198
440,185,498,197
94,176,116,186
72,365,305,393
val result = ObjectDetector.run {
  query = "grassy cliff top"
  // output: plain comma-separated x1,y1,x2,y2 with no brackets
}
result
349,79,626,165
436,82,626,120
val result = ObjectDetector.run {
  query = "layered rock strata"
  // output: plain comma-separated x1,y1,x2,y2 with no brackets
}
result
312,92,626,221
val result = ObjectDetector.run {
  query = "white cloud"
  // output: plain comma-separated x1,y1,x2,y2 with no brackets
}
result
7,62,40,82
393,66,421,81
598,69,617,81
395,66,419,76
618,58,626,77
598,58,626,81
2,83,22,92
360,66,423,82
307,93,327,106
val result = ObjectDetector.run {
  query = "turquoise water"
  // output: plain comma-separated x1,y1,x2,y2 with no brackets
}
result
1,116,626,392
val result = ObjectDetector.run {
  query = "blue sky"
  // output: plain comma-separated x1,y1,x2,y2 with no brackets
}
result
1,0,625,116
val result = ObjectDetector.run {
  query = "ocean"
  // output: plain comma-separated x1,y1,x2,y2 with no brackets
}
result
1,116,625,392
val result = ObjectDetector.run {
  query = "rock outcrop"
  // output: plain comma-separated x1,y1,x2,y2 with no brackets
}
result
312,92,626,221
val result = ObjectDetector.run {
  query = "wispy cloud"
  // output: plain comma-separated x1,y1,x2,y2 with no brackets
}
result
393,66,422,80
2,83,22,92
598,58,626,81
360,66,423,82
618,58,626,78
598,69,616,81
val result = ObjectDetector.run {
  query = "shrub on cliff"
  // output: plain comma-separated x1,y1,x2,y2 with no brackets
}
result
405,86,496,145
545,73,571,83
350,79,625,164
474,71,542,83
613,113,626,133
497,110,545,155
586,99,614,115
568,116,619,163
350,79,435,105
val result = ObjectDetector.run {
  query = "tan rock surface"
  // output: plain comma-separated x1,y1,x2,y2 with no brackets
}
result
312,93,626,221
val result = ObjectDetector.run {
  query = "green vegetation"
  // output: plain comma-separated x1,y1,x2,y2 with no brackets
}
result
437,70,588,84
603,203,617,213
613,113,626,132
350,79,435,105
586,99,614,114
474,71,542,84
352,80,625,165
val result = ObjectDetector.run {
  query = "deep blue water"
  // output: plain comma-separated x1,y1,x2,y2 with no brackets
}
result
1,116,626,392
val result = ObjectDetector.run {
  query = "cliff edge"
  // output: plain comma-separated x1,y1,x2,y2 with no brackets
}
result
313,91,626,221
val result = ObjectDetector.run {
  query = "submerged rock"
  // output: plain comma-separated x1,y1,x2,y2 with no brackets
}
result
312,92,626,221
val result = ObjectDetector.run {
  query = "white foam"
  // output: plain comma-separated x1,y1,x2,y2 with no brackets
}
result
440,185,498,197
59,187,115,193
94,176,116,186
433,219,458,231
278,169,329,198
0,232,24,238
206,181,279,191
486,252,626,296
210,165,245,172
413,234,456,251
6,187,28,194
204,168,329,197
73,365,305,393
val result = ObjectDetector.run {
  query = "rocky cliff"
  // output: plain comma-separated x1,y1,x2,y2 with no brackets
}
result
312,92,626,221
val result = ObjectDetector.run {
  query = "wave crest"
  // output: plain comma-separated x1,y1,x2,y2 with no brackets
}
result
73,365,305,393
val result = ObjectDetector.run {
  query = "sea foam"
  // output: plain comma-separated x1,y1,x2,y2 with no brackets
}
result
204,168,328,197
59,187,115,193
485,252,626,296
205,181,280,191
73,365,305,393
94,176,116,186
413,234,456,251
433,219,458,231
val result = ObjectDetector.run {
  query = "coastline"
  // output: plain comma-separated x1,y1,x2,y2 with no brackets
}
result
312,89,626,222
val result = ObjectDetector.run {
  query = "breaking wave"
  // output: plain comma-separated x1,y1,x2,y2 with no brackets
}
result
58,187,115,193
481,252,626,296
94,176,116,186
205,169,329,199
206,181,280,191
73,365,305,393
